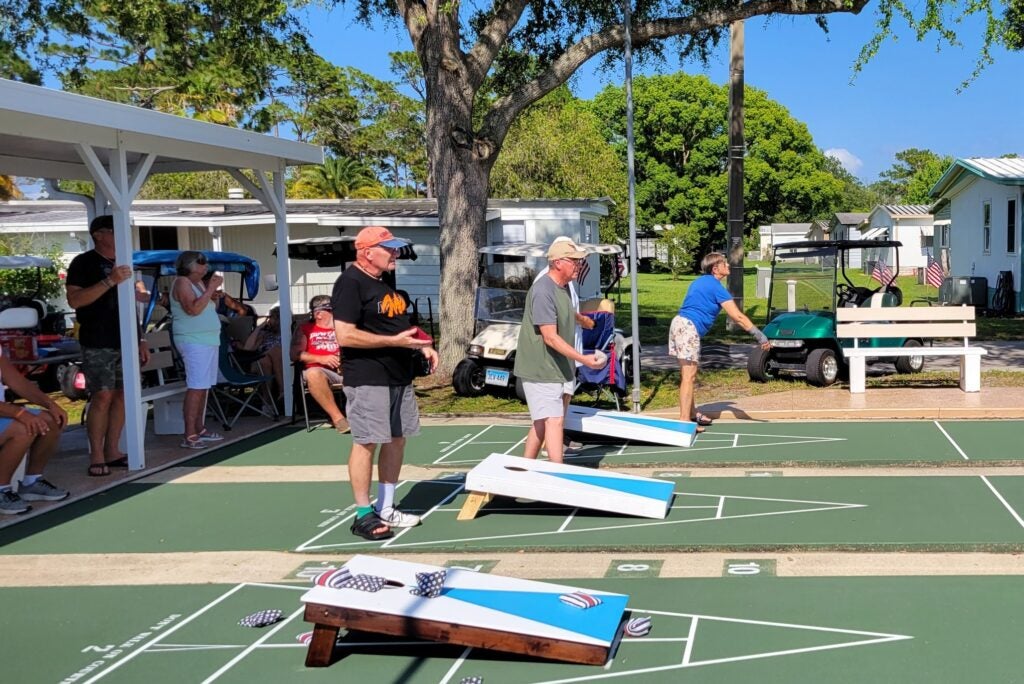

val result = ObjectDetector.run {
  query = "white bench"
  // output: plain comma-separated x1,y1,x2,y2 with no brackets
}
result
835,305,987,394
139,330,188,434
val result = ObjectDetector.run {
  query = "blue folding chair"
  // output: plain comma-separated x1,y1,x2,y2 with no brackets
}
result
208,332,280,429
574,311,627,410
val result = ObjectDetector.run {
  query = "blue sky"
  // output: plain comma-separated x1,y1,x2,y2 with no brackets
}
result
300,4,1024,183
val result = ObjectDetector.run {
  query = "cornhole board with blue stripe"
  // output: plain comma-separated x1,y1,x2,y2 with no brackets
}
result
565,404,699,448
459,453,675,520
301,554,628,667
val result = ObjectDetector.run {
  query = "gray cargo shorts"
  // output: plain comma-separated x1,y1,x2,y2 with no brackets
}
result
81,346,123,392
343,384,421,445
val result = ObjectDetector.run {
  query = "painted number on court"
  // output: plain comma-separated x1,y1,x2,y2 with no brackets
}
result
291,561,343,581
745,471,783,477
724,559,777,577
444,560,497,574
654,471,690,479
606,559,663,578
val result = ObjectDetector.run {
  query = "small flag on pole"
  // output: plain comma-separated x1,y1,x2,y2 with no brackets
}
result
870,256,893,285
577,257,591,286
925,255,944,288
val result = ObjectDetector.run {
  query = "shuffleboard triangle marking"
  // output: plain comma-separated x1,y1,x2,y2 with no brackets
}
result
444,588,629,642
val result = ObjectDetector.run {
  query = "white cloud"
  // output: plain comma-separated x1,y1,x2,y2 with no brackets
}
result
824,148,863,175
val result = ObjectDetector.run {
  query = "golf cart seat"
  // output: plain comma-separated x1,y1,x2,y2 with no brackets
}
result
574,310,627,409
0,306,39,330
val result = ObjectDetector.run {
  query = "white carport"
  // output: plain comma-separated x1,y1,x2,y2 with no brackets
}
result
0,78,323,470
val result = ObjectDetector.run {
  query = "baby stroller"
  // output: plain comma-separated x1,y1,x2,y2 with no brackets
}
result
574,310,628,410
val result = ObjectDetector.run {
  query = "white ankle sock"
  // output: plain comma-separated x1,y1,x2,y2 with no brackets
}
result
376,482,396,512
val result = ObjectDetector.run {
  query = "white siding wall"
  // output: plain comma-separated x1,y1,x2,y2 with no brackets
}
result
948,178,1022,300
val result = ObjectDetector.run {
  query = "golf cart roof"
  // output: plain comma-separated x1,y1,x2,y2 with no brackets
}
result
478,242,623,257
0,255,55,269
133,250,261,300
285,236,418,267
776,240,903,251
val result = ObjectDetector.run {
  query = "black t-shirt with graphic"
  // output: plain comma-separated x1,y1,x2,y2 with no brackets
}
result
331,265,414,387
66,249,122,349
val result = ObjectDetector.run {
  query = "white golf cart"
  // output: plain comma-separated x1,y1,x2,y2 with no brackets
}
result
452,242,636,401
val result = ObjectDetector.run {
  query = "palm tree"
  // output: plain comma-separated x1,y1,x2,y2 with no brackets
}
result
296,156,381,199
0,176,22,200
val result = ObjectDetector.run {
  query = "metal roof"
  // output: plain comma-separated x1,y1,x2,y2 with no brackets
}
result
876,204,932,218
0,78,322,180
833,212,869,226
930,157,1024,198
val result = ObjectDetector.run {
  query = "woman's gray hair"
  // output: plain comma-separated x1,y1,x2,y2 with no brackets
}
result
175,250,206,276
701,252,727,275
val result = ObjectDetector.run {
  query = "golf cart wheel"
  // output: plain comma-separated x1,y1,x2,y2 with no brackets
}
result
894,339,924,374
806,348,840,387
514,377,527,403
452,359,486,397
747,346,776,382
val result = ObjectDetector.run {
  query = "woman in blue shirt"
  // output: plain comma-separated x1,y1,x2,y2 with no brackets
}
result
669,253,770,431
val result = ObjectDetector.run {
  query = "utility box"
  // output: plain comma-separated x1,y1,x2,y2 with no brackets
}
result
939,276,988,307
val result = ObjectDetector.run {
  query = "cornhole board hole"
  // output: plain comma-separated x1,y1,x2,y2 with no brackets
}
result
565,404,699,448
458,453,675,521
301,555,629,667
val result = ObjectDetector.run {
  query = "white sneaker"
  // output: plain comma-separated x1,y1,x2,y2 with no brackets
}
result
197,430,225,442
376,506,421,528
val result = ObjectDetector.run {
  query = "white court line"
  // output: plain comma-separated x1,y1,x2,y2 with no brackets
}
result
438,646,474,684
380,482,464,548
979,475,1024,530
714,496,725,519
201,606,304,683
558,508,579,532
505,433,528,454
681,616,698,665
934,421,970,461
349,500,865,551
433,425,496,464
82,582,300,683
732,434,740,448
529,607,911,684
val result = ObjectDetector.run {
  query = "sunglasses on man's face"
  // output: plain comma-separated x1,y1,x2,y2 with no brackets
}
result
313,306,332,313
92,227,113,234
195,257,208,265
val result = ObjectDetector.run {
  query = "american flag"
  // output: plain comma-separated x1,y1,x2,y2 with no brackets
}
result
577,257,591,286
870,256,893,285
925,255,944,288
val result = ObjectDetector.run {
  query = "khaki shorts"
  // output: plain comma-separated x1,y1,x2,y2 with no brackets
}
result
521,380,572,421
343,384,420,445
668,316,701,362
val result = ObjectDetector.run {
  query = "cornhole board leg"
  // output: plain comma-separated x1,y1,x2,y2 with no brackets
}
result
303,602,612,666
457,491,493,521
565,404,698,448
304,620,340,667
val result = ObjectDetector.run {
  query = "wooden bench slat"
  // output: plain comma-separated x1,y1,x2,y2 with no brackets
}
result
835,306,976,322
842,347,987,358
836,322,976,339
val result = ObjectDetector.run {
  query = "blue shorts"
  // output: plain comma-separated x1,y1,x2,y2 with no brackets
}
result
0,407,41,434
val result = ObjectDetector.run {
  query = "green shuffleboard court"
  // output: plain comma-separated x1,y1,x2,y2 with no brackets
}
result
182,420,1024,469
6,576,1024,683
5,473,1024,555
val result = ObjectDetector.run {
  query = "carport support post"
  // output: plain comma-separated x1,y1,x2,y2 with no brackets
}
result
230,166,293,417
76,140,155,470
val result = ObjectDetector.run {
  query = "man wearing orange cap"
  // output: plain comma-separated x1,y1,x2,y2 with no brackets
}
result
331,226,437,540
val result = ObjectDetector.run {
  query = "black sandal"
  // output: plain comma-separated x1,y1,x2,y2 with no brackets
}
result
350,511,393,541
87,463,111,477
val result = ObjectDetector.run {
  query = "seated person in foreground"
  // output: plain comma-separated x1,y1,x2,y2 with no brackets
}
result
290,295,350,434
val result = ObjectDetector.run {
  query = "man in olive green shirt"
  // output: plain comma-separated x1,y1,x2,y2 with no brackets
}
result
513,239,604,463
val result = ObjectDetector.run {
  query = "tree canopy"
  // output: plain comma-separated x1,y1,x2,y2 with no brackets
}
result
590,73,844,259
869,148,954,204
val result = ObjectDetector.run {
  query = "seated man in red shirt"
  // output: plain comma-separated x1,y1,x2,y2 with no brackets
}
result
290,295,350,433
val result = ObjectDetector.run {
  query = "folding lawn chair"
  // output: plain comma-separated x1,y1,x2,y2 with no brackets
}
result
574,310,627,410
208,332,280,430
291,361,346,432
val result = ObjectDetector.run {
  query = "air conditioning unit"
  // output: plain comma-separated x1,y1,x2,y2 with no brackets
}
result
938,276,988,307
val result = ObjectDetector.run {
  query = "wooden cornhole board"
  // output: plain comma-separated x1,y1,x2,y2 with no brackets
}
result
565,404,699,448
458,453,675,521
301,555,629,667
